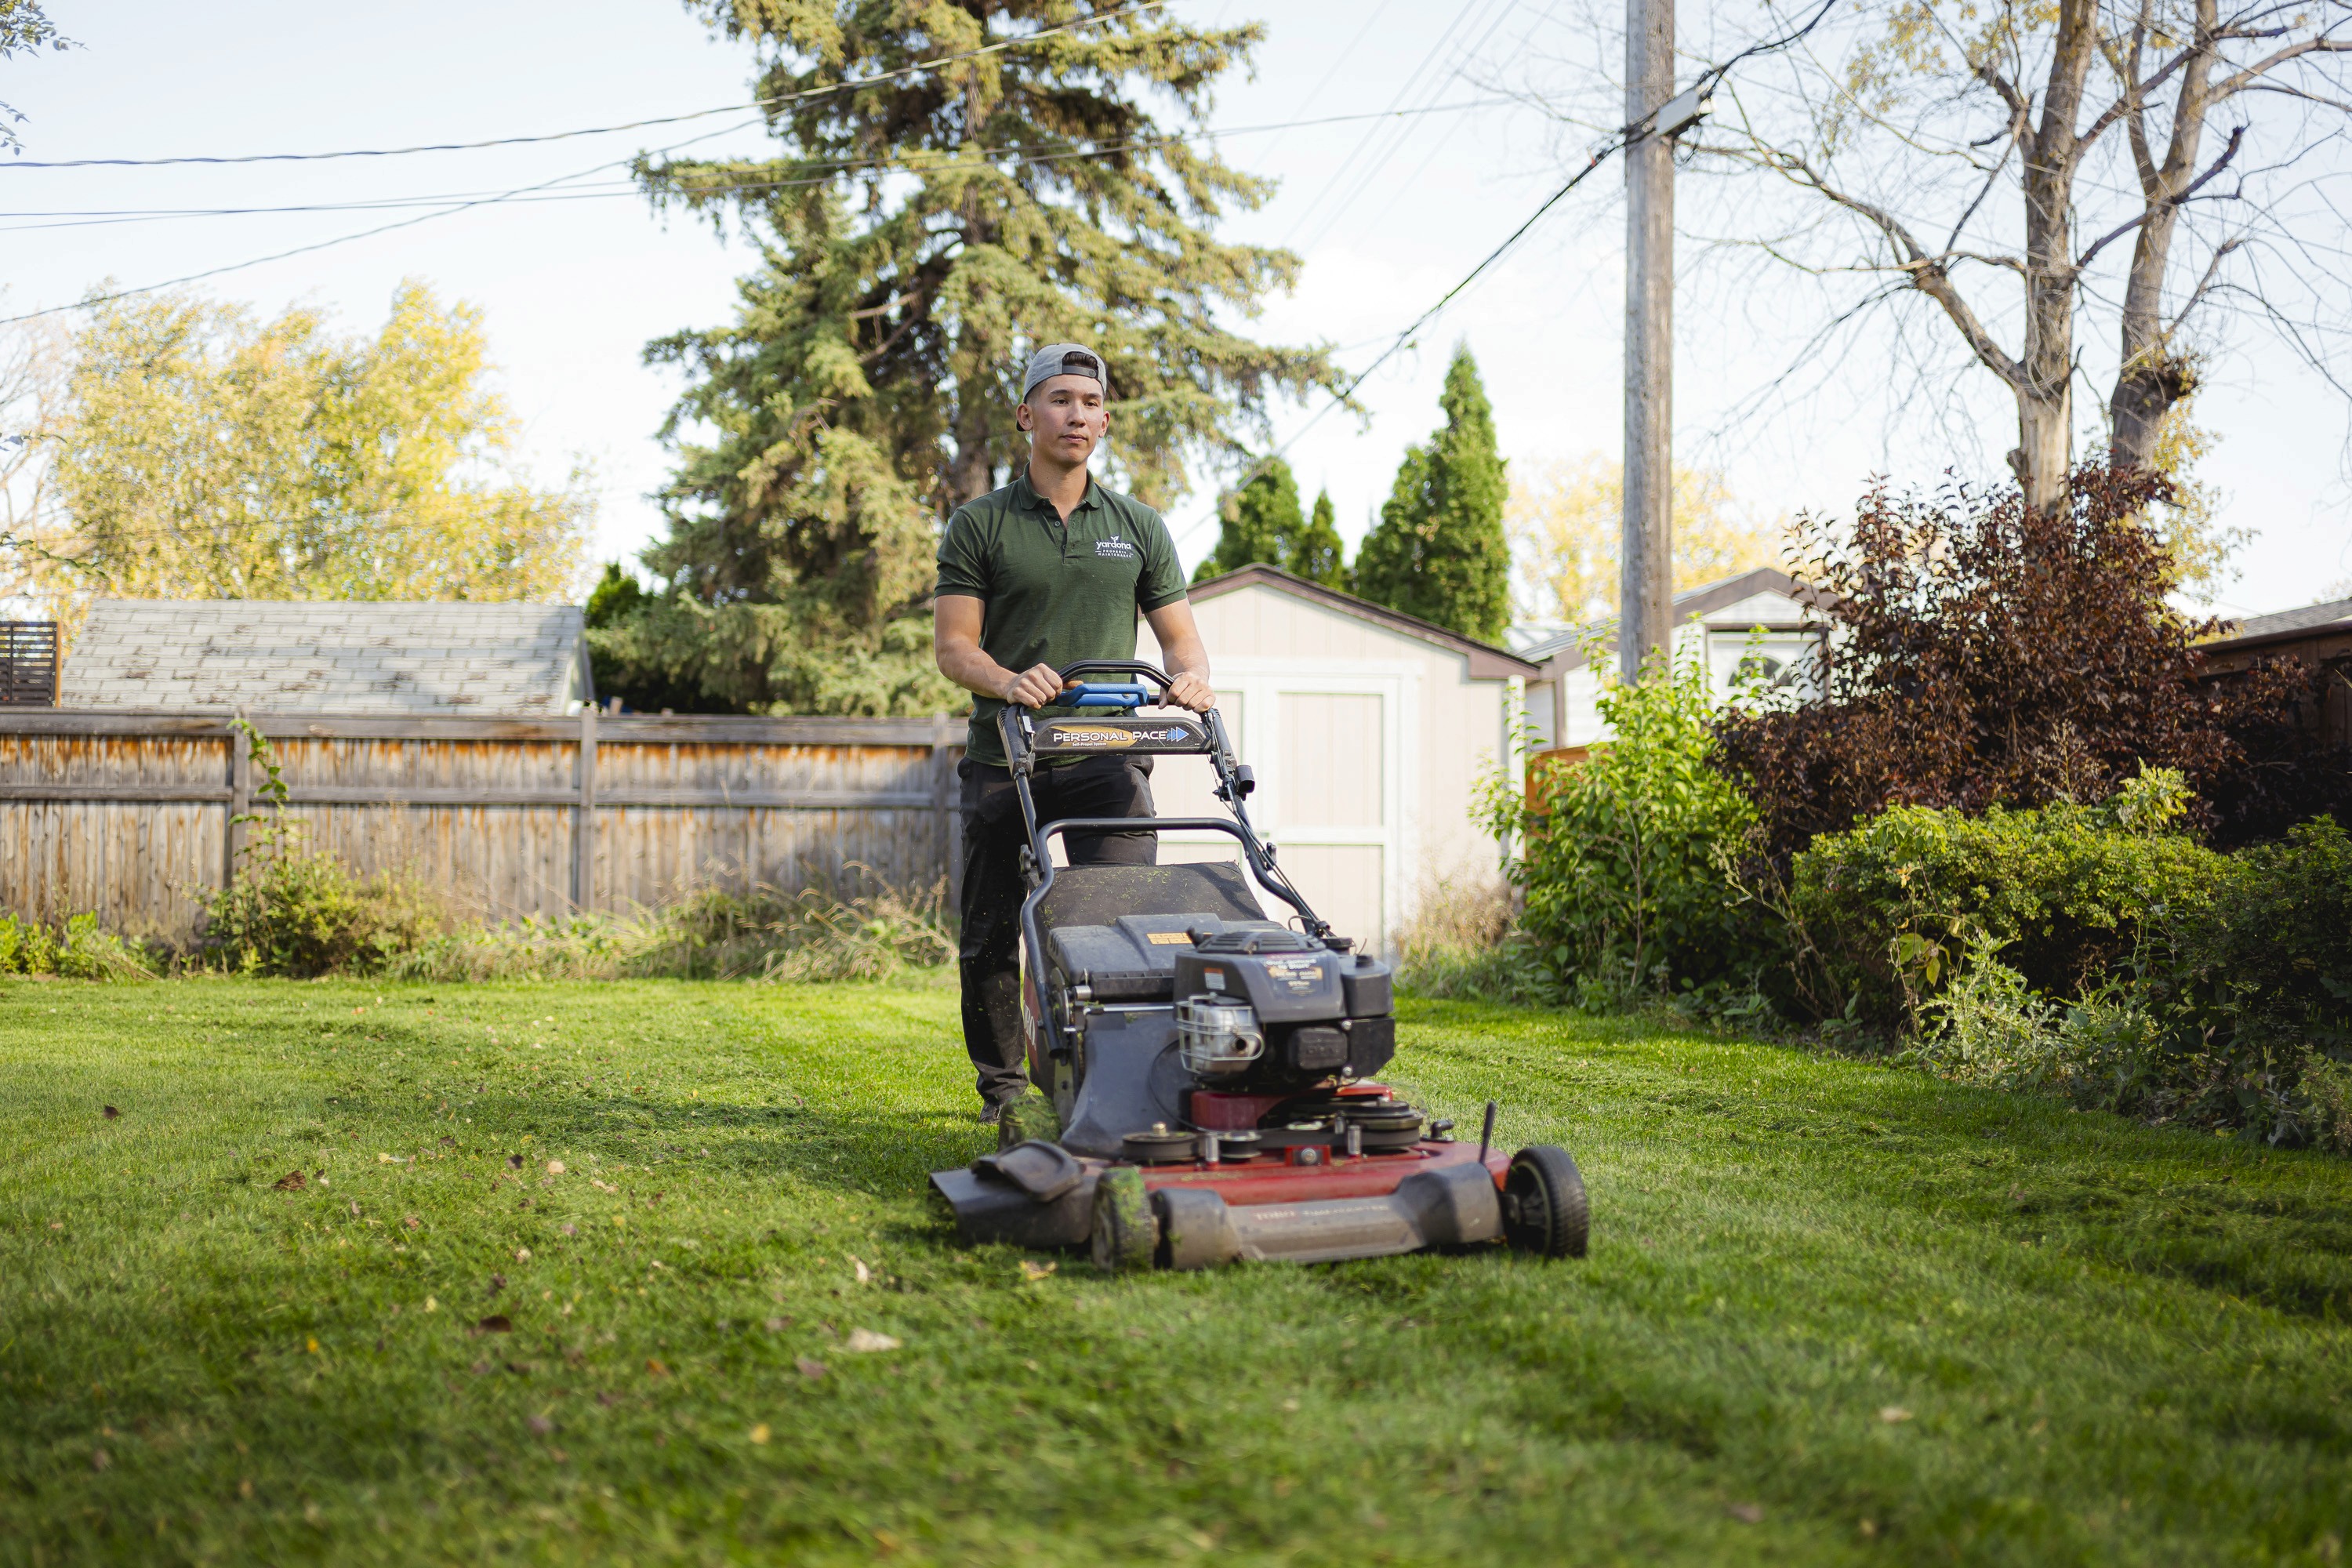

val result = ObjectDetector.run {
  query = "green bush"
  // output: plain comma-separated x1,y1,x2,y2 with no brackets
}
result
1790,768,2225,1030
1486,641,1773,1009
0,912,155,981
1890,812,2352,1147
198,719,446,977
2135,817,2352,1141
202,848,445,978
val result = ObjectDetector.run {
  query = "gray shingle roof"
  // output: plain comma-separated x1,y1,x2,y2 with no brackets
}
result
2230,596,2352,640
60,599,590,716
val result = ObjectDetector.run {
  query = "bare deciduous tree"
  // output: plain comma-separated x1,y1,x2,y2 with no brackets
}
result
0,316,72,618
1712,0,2351,513
1514,0,2352,521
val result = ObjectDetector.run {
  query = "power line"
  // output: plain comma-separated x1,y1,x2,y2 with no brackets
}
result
0,101,1512,232
1173,133,1631,549
0,2,1174,172
0,114,764,326
1175,0,1849,550
0,94,1518,324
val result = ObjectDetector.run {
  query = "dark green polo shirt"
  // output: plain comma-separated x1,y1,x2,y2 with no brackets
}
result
937,470,1189,766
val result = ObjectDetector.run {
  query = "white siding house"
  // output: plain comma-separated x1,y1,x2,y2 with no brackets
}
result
1517,568,1831,750
1136,565,1540,956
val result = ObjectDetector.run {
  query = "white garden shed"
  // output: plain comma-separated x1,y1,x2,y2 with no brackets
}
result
1135,564,1540,956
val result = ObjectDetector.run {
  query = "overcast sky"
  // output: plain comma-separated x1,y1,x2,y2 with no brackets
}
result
5,0,2346,619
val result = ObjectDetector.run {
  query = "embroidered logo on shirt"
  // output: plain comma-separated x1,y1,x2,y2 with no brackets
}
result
1094,533,1138,559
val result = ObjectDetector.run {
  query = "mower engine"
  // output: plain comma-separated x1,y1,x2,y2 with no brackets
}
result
1172,927,1395,1088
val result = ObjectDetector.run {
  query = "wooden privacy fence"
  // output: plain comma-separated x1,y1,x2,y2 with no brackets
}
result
0,709,964,943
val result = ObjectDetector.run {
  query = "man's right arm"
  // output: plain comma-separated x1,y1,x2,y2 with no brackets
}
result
935,594,1063,709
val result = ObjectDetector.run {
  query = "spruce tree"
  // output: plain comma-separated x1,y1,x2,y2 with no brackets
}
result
609,2,1339,715
1194,457,1303,583
1354,346,1511,642
1290,488,1349,589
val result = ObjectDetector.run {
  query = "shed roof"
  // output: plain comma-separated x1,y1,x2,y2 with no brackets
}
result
1519,567,1834,673
1185,564,1541,680
60,599,591,716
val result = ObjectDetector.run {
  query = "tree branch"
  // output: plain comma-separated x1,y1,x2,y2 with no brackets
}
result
2210,34,2352,101
2166,236,2244,333
2076,123,2246,270
1764,147,2027,390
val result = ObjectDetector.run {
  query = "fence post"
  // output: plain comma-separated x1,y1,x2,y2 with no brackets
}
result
223,711,251,891
930,712,957,907
572,707,598,913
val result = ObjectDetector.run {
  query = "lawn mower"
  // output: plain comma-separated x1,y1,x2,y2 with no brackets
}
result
931,660,1589,1272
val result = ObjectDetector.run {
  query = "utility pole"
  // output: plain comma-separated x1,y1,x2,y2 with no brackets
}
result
1620,0,1675,684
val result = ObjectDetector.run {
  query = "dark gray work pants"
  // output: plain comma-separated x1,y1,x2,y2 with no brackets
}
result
957,754,1156,1106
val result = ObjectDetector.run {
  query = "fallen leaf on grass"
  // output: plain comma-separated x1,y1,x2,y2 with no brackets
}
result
1727,1502,1764,1524
873,1528,902,1553
90,1449,110,1471
559,1224,577,1237
591,1179,616,1193
851,1256,872,1284
546,1160,565,1174
423,1297,437,1312
402,1216,419,1231
844,1330,900,1353
102,1106,119,1120
347,1202,361,1218
748,1423,771,1445
528,1415,554,1435
490,1274,506,1294
476,1316,513,1334
1020,1260,1056,1282
795,1358,827,1379
515,1248,532,1262
644,1358,670,1377
764,1316,791,1333
438,1137,456,1147
48,1221,61,1231
273,1171,307,1192
1879,1406,1913,1424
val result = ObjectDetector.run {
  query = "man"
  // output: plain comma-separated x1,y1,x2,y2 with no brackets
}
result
935,343,1216,1120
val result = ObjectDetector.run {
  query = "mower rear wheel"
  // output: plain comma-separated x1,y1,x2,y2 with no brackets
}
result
1090,1167,1160,1273
1503,1145,1589,1258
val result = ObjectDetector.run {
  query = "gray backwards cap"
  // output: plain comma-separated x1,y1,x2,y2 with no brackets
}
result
1020,343,1109,404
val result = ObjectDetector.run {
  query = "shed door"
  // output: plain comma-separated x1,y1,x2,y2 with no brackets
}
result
1144,671,1406,956
1270,691,1387,953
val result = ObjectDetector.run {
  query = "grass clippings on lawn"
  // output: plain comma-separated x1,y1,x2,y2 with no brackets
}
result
1,979,2348,1566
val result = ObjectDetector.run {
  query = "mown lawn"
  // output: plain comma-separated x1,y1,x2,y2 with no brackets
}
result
0,978,2347,1566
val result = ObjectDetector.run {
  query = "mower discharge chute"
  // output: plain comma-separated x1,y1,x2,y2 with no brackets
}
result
931,662,1589,1272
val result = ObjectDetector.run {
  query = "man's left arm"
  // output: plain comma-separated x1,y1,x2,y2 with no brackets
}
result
1137,515,1212,711
1143,599,1214,712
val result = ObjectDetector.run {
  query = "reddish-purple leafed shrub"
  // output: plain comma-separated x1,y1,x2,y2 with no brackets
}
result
1715,465,2343,866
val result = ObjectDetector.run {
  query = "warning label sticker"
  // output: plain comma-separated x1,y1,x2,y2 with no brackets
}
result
1145,931,1192,946
1263,957,1327,995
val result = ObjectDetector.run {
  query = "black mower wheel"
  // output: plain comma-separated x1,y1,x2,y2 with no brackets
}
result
1503,1145,1589,1258
1090,1167,1159,1274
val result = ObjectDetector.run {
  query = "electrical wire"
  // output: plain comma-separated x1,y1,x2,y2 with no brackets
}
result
0,113,764,326
0,100,1512,232
1174,0,1850,549
0,1,1175,171
1171,132,1631,549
